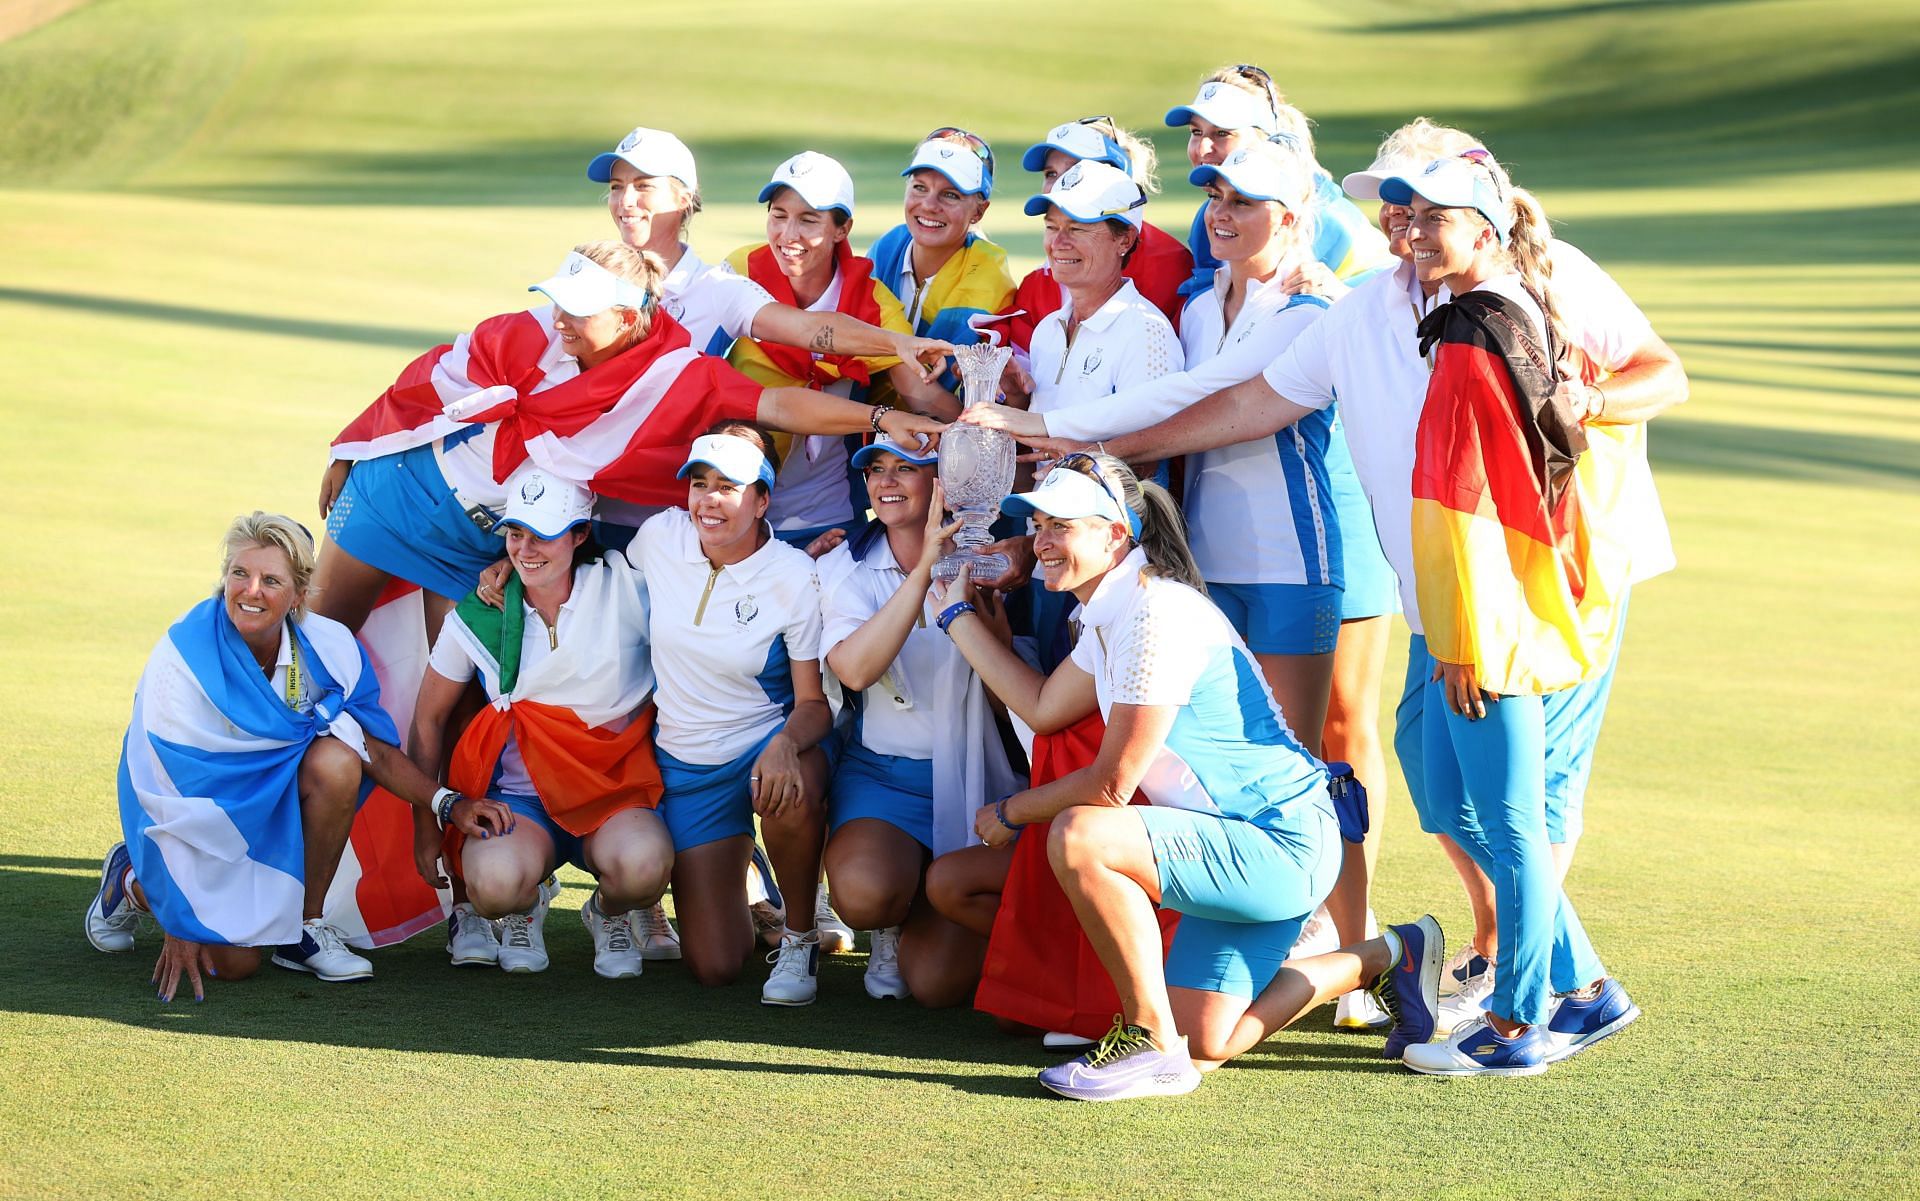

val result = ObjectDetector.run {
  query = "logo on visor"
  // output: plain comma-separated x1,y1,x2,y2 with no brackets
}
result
618,131,642,152
1200,83,1220,100
1052,124,1074,141
937,146,955,159
734,597,759,626
788,158,812,176
566,258,584,275
520,478,546,502
1423,160,1446,176
1059,163,1084,190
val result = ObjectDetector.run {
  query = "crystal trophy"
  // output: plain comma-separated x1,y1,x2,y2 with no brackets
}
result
932,335,1017,586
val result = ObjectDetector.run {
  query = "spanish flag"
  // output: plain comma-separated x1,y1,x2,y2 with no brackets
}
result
1411,291,1632,697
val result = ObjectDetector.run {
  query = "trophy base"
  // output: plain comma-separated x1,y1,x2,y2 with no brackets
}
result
932,549,1012,588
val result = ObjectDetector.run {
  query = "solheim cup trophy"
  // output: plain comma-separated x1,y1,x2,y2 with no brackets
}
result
932,332,1017,586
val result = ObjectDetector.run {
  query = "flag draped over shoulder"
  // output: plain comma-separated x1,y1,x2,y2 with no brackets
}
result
329,306,763,507
322,581,448,948
441,563,662,840
117,599,397,948
973,715,1179,1039
730,241,894,389
1411,290,1631,696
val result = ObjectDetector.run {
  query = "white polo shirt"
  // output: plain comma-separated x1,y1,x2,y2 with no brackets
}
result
1068,549,1326,827
633,510,822,764
1263,244,1672,634
1178,268,1332,586
1028,279,1182,417
816,533,948,761
425,550,652,797
663,246,777,358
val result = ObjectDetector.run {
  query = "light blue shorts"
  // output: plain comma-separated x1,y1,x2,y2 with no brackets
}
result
828,739,933,850
1137,800,1340,997
1207,581,1341,656
326,439,502,602
491,792,586,871
655,728,779,852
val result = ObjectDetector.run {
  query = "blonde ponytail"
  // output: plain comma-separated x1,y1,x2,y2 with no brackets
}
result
1060,454,1207,592
1504,186,1568,354
1109,125,1161,194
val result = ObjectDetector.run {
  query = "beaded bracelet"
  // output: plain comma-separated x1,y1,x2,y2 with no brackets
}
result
434,788,460,827
935,601,976,633
869,404,889,435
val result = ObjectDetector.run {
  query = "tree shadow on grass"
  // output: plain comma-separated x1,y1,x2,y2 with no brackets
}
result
5,865,1399,1094
1651,415,1920,491
0,286,450,352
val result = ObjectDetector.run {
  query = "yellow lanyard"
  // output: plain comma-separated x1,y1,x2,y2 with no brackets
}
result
282,630,302,710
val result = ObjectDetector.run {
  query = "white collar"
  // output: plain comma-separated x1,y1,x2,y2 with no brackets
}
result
1042,278,1140,338
679,512,785,584
663,244,705,294
1078,546,1149,631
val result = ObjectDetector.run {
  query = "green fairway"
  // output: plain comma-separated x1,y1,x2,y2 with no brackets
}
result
3,0,1916,1197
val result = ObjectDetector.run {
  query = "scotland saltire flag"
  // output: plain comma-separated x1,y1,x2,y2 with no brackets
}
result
117,596,397,947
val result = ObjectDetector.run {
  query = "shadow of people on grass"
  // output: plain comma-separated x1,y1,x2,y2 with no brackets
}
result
7,857,1391,1088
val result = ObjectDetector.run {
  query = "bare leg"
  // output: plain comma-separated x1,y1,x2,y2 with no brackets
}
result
822,819,925,932
581,808,674,915
1185,936,1398,1068
760,748,829,934
672,836,754,987
308,541,394,633
1320,615,1391,944
1254,650,1336,758
459,821,557,918
899,897,989,1009
297,738,364,921
924,844,1012,938
1048,807,1174,1043
1552,837,1578,885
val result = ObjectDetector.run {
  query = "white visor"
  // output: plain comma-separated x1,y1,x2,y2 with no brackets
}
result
1342,152,1424,202
1002,465,1131,531
529,252,652,317
677,433,776,489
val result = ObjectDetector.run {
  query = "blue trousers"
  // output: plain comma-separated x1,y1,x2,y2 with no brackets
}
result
1395,588,1632,841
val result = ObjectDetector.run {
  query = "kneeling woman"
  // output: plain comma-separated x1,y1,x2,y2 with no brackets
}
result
89,512,510,1001
935,457,1442,1100
410,468,672,979
816,436,1021,1003
632,425,836,1005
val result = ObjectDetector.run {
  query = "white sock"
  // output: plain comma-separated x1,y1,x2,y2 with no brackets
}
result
1379,927,1405,975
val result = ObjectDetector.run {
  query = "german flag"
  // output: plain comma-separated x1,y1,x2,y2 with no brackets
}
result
1411,291,1631,696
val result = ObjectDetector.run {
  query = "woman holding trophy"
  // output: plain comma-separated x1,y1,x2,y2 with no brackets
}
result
931,453,1443,1100
815,424,1020,1005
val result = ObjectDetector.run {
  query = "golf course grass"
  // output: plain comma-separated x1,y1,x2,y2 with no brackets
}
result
2,0,1915,1197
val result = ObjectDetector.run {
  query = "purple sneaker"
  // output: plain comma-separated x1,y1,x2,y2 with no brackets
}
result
1037,1017,1202,1102
1374,915,1444,1059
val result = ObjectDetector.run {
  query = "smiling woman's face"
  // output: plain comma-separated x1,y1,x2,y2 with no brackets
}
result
862,451,934,529
224,543,300,646
902,169,985,253
687,465,768,551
